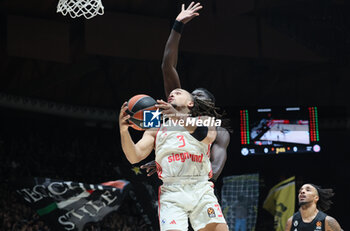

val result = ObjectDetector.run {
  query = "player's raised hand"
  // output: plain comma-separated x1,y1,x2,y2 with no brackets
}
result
176,2,203,24
119,102,131,132
155,99,178,116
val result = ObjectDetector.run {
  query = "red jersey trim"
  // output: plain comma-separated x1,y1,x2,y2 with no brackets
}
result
155,161,163,179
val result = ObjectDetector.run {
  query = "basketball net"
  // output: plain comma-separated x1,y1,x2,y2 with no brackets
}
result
57,0,104,19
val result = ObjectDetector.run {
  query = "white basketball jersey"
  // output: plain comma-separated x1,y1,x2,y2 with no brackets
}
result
155,121,213,180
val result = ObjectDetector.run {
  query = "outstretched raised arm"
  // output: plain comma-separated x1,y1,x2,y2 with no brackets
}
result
161,2,203,97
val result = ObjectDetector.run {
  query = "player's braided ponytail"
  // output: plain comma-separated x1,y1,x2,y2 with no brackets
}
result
311,184,335,211
191,98,232,133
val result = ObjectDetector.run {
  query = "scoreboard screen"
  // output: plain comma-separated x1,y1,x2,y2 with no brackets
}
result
239,106,320,155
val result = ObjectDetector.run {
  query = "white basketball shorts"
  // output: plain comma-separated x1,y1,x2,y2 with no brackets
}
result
158,179,227,231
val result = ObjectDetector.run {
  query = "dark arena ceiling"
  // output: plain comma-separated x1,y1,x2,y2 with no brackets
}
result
0,0,349,112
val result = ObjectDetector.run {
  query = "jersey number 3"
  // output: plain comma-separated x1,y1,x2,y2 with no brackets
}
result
177,135,186,148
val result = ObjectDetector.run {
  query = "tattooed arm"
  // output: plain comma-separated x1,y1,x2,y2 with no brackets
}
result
284,216,292,231
325,216,343,231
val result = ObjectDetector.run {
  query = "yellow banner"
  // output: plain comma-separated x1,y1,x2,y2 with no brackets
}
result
263,176,295,231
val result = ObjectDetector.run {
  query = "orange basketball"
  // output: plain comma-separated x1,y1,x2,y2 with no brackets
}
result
126,94,158,130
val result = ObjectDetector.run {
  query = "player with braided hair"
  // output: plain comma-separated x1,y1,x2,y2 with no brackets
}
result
285,184,343,231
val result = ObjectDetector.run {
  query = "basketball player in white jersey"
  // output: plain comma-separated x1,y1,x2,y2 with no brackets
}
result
141,2,230,186
119,89,228,231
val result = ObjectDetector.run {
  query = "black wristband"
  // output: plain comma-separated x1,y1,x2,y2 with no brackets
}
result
191,126,208,141
172,20,184,34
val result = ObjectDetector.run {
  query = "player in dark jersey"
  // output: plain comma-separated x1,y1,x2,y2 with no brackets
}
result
285,184,343,231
